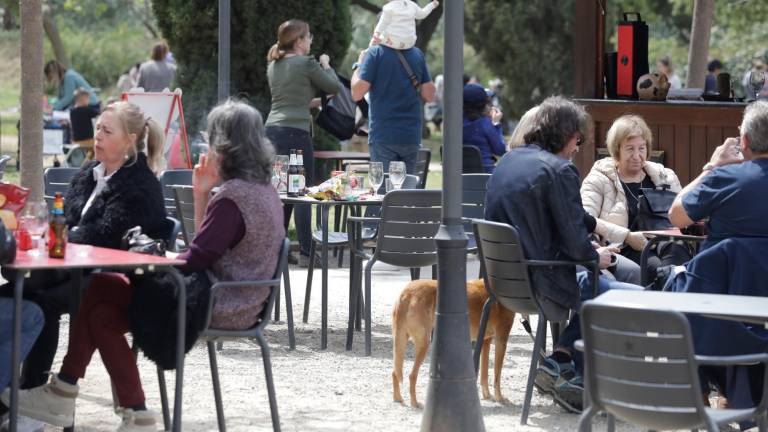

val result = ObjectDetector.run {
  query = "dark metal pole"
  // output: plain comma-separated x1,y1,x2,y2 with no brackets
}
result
420,1,485,431
217,0,230,102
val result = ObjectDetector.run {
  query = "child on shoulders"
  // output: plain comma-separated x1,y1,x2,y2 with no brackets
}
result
371,0,439,50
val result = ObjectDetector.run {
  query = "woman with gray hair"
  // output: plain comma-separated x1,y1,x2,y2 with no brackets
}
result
5,100,285,432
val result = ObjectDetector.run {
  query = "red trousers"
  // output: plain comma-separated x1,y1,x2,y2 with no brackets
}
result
60,273,145,407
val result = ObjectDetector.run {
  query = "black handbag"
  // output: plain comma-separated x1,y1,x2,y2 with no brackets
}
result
634,185,676,231
121,225,166,256
0,223,15,264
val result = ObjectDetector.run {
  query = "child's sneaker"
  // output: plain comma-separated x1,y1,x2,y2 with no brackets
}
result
0,375,78,427
117,409,157,432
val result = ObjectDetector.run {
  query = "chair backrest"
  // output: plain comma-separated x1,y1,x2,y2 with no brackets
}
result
374,189,441,268
163,216,182,252
159,169,193,217
44,167,79,199
462,173,490,236
581,303,706,430
203,238,290,336
0,155,11,180
439,145,485,173
472,219,540,314
172,185,196,245
414,148,431,189
363,174,421,228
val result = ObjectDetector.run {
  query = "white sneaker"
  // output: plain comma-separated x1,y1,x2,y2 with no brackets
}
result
0,375,78,427
116,409,157,432
0,415,45,432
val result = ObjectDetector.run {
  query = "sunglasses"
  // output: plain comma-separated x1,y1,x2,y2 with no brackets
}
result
576,136,585,146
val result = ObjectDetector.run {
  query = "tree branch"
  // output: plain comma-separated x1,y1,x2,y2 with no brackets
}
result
350,0,381,14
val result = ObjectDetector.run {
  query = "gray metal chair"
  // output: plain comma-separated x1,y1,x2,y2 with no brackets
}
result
578,302,768,432
171,185,196,246
157,238,289,432
440,145,485,173
414,148,432,189
472,219,598,425
346,189,442,356
44,167,79,202
163,216,182,253
160,169,193,217
302,174,421,323
0,155,12,180
462,173,490,254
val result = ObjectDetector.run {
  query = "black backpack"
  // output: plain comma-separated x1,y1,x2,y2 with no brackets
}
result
316,73,368,140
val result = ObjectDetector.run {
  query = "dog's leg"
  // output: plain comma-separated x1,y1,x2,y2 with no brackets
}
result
409,333,429,408
493,322,513,403
480,337,492,400
392,320,408,404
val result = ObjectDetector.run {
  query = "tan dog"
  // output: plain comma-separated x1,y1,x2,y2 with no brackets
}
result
391,279,515,407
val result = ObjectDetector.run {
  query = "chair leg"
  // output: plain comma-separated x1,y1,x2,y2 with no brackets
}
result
473,298,494,375
282,267,295,350
207,341,226,432
577,404,597,432
431,264,437,280
256,333,281,432
157,367,171,432
758,412,768,432
365,260,375,356
607,414,615,432
550,321,561,349
410,268,421,280
216,341,224,351
346,255,359,351
273,277,281,322
521,317,547,425
303,241,316,323
337,246,345,268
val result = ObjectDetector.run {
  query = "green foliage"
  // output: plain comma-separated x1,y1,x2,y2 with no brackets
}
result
44,23,154,98
153,0,352,136
465,0,574,117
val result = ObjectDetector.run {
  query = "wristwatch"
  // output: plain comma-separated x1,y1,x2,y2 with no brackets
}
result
702,162,715,171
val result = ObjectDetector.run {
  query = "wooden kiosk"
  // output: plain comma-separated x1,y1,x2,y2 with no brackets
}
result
572,1,746,185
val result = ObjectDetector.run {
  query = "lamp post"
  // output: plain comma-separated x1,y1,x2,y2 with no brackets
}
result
420,1,486,431
218,0,230,102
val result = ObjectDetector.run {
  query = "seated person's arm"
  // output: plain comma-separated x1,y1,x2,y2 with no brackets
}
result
178,197,244,273
550,165,599,263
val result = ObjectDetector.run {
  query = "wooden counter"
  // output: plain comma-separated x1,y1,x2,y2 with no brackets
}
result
575,99,746,184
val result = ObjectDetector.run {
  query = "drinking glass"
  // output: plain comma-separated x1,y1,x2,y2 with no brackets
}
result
368,162,384,195
750,70,766,101
389,161,406,190
20,200,49,256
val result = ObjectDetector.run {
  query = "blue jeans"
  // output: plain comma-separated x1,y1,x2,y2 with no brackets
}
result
0,299,44,391
557,271,643,372
369,143,419,174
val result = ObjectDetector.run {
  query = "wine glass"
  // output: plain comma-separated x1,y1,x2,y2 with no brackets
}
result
20,200,49,256
749,70,765,101
389,161,406,190
368,162,383,196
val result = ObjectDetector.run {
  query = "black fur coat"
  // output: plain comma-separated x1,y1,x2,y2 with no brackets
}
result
64,153,167,249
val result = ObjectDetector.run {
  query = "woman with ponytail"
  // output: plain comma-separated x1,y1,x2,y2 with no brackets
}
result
266,19,342,265
0,101,168,431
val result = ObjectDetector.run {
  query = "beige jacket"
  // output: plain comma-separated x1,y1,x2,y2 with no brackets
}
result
580,158,682,243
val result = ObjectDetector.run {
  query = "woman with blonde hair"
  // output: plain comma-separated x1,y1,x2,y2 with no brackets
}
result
581,114,688,285
0,101,168,431
266,19,342,265
507,105,539,151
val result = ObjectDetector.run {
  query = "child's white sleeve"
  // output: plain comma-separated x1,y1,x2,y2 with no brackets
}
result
373,8,393,36
414,2,437,19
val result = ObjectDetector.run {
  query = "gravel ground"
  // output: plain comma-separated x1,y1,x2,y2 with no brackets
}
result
32,255,733,432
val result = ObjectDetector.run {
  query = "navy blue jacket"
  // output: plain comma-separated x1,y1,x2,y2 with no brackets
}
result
485,144,598,320
462,115,505,172
668,237,768,408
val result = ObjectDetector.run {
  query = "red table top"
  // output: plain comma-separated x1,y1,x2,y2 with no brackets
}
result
6,243,186,271
313,151,370,160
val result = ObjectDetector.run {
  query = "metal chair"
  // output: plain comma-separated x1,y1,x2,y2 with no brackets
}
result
158,238,290,432
0,155,12,180
163,216,182,253
462,174,490,254
43,167,79,202
471,219,598,425
346,190,442,356
160,169,193,217
578,302,768,432
171,185,196,246
414,148,432,189
302,174,421,323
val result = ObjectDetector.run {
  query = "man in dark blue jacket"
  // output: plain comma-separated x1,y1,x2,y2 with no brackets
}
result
485,96,639,413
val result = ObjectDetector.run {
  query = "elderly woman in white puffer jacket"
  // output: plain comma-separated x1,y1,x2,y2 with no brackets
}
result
581,115,688,286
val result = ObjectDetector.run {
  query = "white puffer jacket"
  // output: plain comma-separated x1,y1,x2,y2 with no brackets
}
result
580,158,682,243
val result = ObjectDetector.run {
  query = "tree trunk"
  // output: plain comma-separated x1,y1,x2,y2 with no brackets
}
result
20,0,44,200
42,7,68,67
686,0,714,89
415,3,443,53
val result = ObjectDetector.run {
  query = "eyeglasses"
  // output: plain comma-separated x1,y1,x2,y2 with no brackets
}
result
576,136,585,146
306,33,314,42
